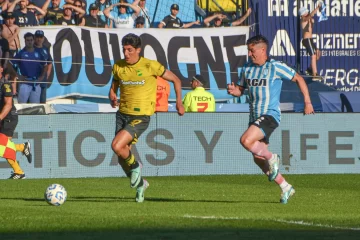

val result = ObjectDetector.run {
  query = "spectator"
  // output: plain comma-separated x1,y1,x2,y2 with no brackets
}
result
72,0,86,25
95,0,113,27
34,30,52,103
0,24,10,72
58,2,85,25
134,15,144,28
81,3,108,28
182,75,215,112
158,3,200,29
204,8,251,27
57,5,75,25
299,4,322,79
0,64,32,179
42,0,64,25
8,0,39,27
137,0,150,28
10,32,46,103
103,0,140,29
156,76,170,112
0,0,10,25
2,12,20,95
65,0,86,10
26,2,47,23
2,12,20,57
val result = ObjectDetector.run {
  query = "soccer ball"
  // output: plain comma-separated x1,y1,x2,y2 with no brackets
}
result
44,184,67,206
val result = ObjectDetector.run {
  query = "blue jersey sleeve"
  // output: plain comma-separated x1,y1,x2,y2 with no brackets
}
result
273,61,296,81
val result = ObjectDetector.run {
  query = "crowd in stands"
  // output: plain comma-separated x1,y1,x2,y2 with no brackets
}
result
0,0,251,28
0,0,251,104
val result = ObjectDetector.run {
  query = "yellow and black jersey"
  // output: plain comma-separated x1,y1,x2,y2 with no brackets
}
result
0,78,16,117
112,57,166,116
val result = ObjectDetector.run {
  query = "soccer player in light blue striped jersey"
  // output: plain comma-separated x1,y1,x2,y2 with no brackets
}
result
227,35,314,204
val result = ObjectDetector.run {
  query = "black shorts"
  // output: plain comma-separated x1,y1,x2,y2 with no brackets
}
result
302,38,317,56
115,112,150,145
0,115,18,137
249,115,278,144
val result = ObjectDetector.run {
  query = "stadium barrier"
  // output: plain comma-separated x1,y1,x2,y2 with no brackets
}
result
1,113,359,179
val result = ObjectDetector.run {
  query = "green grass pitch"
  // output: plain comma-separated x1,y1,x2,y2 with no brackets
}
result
0,174,359,240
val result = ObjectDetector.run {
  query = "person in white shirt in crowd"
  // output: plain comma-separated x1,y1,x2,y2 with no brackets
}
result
103,0,140,29
137,0,150,28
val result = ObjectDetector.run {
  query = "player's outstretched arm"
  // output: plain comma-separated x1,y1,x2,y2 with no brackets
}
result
227,82,244,97
162,70,185,116
109,78,119,108
292,73,315,115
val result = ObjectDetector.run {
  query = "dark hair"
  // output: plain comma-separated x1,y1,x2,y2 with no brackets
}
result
246,35,269,46
122,34,141,48
24,32,34,39
0,24,3,31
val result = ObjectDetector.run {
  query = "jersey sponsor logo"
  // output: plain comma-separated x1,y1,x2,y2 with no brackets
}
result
246,78,267,86
262,68,269,77
121,80,145,85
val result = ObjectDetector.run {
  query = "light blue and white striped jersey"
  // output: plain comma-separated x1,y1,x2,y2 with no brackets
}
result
238,59,296,123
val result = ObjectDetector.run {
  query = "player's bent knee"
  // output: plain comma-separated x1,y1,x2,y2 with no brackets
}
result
240,136,253,150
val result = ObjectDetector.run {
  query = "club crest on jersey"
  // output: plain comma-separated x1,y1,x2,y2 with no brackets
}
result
246,78,267,86
262,68,269,77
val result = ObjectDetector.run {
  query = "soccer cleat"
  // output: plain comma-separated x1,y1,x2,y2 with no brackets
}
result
9,173,26,179
23,141,32,164
268,154,280,182
280,186,295,204
130,162,142,188
136,179,149,203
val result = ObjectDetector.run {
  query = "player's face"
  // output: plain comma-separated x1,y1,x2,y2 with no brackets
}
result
247,43,266,65
123,45,141,64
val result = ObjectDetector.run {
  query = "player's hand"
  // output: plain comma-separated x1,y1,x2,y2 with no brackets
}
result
304,103,314,115
194,20,201,25
176,103,185,116
227,82,240,96
109,94,118,108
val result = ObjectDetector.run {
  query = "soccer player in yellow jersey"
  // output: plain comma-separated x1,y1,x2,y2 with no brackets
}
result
182,74,216,112
109,33,185,202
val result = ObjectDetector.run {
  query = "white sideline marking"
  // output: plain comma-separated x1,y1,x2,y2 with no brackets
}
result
183,215,360,231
